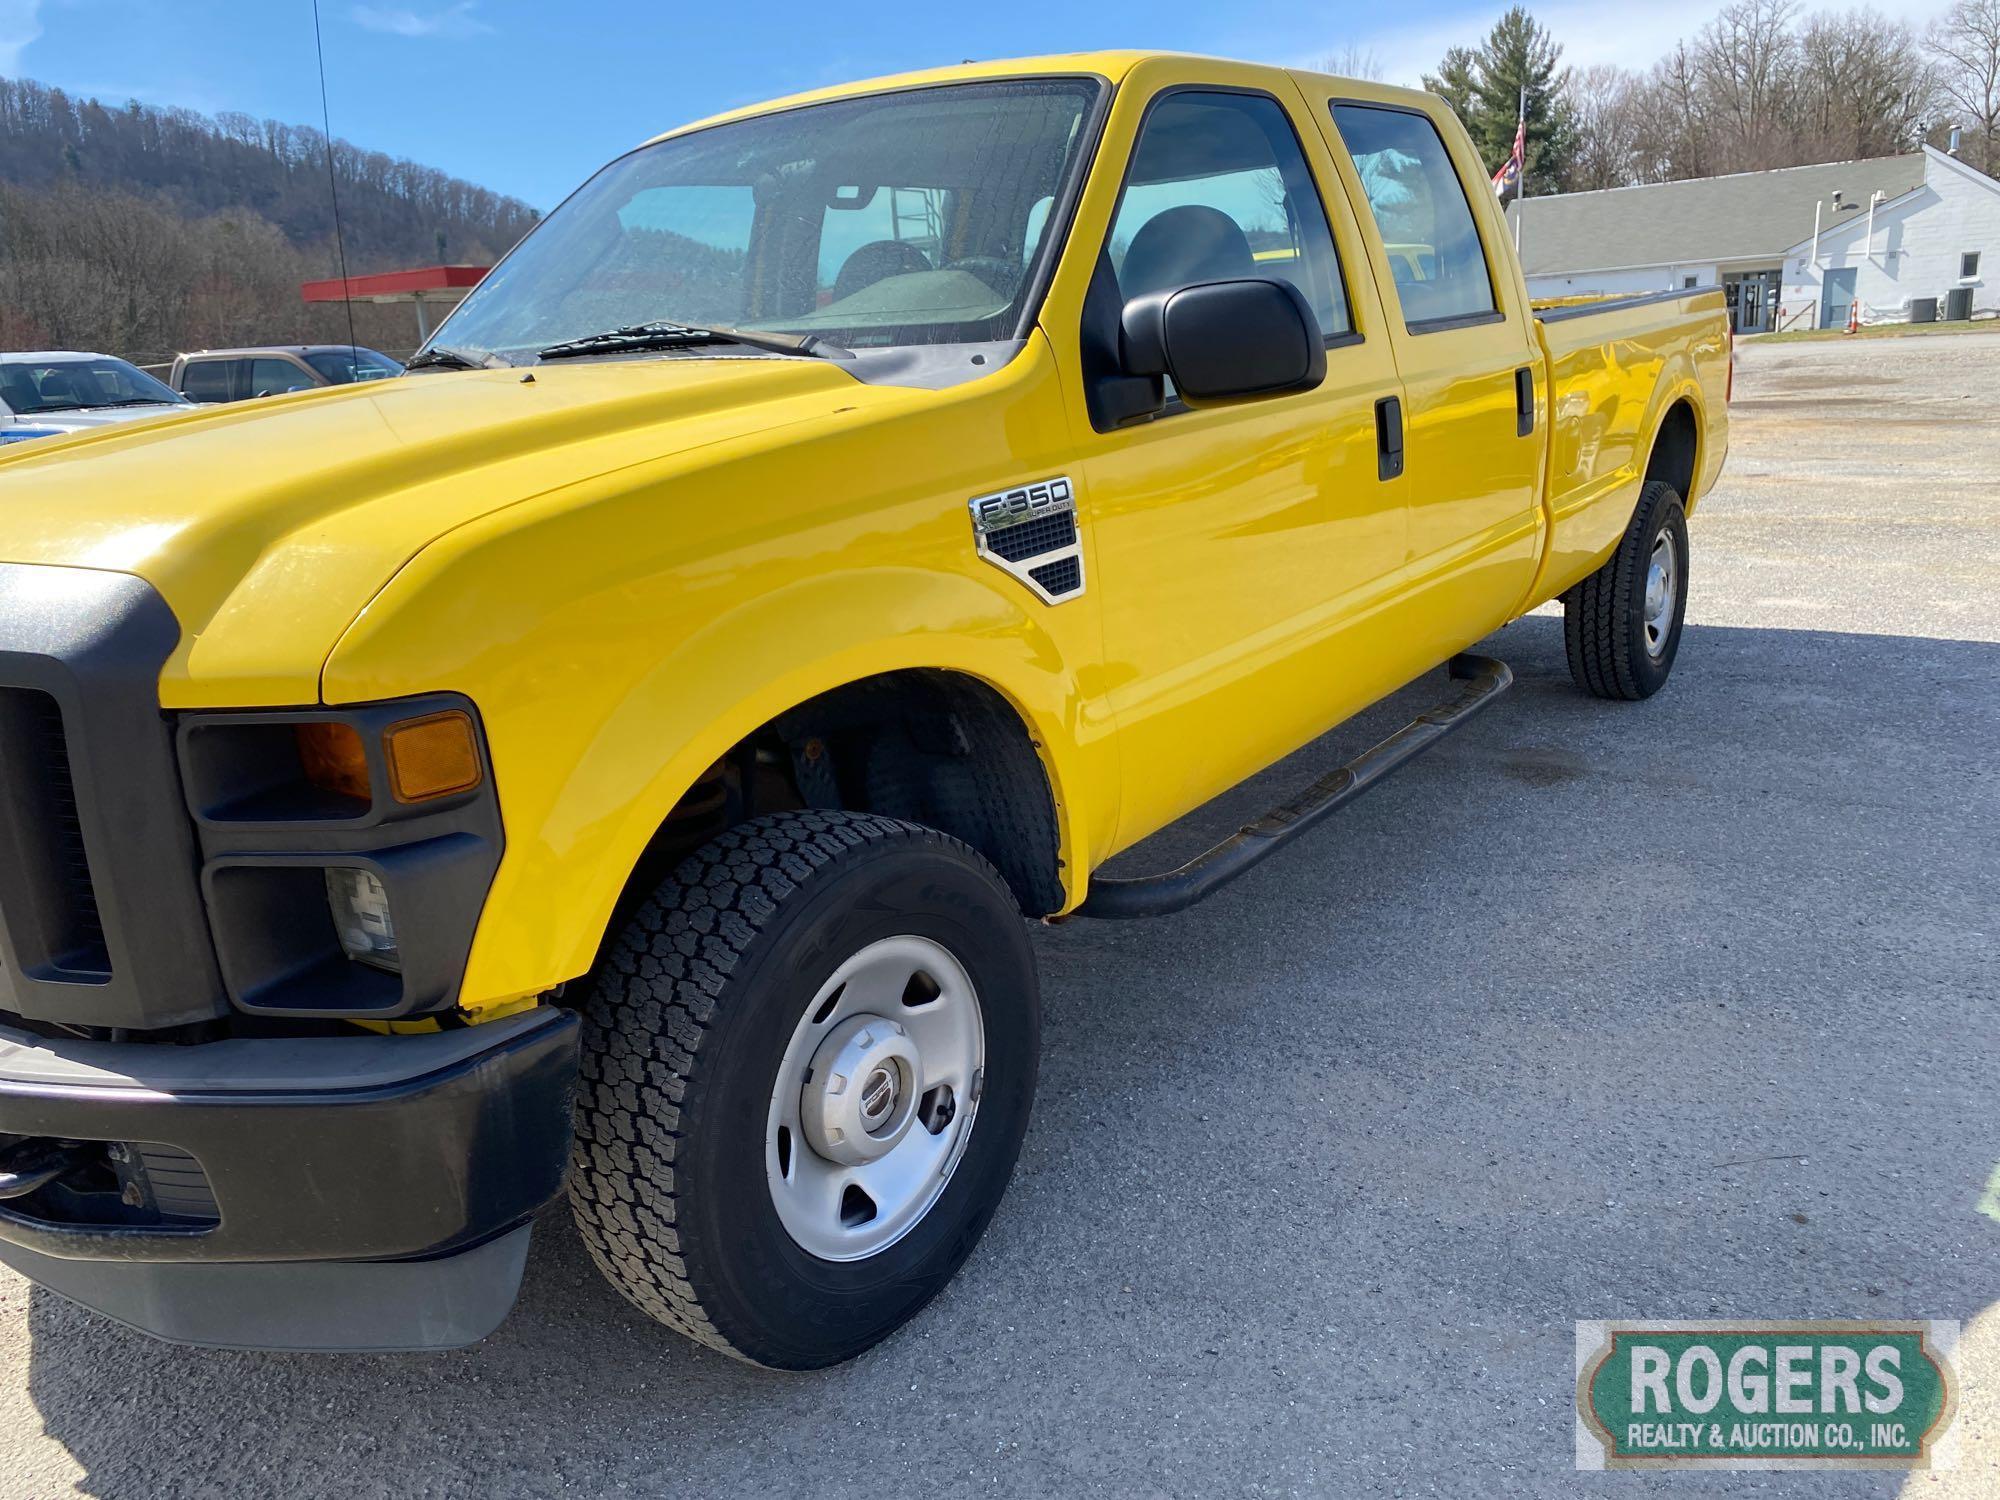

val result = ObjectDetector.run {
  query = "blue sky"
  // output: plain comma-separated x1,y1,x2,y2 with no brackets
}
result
0,0,1925,212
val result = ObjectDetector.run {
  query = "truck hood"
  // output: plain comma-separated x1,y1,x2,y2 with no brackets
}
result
0,358,863,705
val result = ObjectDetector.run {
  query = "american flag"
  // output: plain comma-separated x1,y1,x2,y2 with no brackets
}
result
1491,113,1525,198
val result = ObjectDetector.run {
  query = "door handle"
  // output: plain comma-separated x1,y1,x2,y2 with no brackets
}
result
1515,366,1535,437
1375,396,1403,481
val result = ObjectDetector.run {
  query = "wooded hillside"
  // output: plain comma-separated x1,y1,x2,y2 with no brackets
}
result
0,76,540,361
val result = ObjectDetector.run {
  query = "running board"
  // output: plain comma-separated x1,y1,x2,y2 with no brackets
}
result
1076,653,1513,920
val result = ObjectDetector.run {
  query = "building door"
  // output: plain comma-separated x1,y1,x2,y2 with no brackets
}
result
1749,273,1774,333
1725,272,1774,334
1820,267,1857,329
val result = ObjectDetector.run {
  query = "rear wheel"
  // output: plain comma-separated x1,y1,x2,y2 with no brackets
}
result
1563,479,1689,700
568,809,1038,1369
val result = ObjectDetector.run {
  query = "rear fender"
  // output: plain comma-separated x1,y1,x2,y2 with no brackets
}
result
1528,347,1705,608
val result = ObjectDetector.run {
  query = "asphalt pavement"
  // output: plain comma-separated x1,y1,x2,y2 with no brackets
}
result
2,331,1995,1498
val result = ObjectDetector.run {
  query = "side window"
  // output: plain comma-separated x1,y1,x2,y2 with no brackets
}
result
1330,104,1497,329
1108,92,1350,340
248,358,314,397
180,361,234,402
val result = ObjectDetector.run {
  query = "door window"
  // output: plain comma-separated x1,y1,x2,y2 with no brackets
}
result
248,358,315,397
179,360,236,402
1107,92,1351,340
1330,104,1497,329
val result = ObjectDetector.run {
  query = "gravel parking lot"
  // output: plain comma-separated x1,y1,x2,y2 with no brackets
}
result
2,332,1995,1498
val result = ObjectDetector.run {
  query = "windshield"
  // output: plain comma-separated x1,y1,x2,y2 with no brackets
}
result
0,357,187,413
430,78,1102,364
304,348,404,384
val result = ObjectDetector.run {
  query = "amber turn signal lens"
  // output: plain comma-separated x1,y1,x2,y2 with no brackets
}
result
384,711,482,803
295,721,371,801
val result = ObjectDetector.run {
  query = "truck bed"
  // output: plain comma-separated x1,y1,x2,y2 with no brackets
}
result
1529,287,1731,606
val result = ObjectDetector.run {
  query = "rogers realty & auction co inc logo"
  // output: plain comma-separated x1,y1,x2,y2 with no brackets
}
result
1575,1320,1960,1471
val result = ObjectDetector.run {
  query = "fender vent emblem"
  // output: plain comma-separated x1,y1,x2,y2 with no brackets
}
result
968,476,1083,605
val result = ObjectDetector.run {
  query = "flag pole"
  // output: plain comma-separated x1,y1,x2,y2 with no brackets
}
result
1513,85,1527,249
1516,86,1527,202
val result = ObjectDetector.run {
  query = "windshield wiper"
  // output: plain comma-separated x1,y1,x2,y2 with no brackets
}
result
537,321,851,362
404,346,500,372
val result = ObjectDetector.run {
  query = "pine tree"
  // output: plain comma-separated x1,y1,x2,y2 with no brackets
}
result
1423,8,1575,196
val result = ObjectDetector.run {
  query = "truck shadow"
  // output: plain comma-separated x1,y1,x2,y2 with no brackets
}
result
17,615,2000,1497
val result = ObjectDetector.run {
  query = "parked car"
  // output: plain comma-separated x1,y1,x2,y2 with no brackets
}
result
169,344,403,403
0,351,193,443
0,53,1729,1367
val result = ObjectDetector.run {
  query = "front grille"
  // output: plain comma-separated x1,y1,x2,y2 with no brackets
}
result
28,693,107,972
986,509,1077,562
0,688,110,977
0,562,227,1030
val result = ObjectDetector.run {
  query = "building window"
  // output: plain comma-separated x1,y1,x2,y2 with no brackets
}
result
1963,252,1982,279
1683,275,1698,289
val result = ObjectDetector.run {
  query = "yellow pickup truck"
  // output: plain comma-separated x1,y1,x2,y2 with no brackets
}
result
0,52,1727,1366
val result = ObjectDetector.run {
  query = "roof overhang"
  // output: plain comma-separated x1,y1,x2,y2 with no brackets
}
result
300,264,489,305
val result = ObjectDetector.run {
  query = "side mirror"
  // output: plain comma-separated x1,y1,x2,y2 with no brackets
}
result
1119,278,1326,406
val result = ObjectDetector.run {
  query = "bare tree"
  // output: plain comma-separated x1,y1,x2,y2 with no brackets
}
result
1932,0,2000,173
1795,10,1936,160
1564,64,1644,188
1628,44,1715,181
1320,44,1385,81
1690,0,1805,169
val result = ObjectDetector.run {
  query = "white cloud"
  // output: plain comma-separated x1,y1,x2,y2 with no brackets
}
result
0,0,43,75
349,1,491,40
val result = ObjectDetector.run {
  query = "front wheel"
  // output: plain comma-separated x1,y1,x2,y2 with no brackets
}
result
568,809,1039,1369
1563,478,1690,700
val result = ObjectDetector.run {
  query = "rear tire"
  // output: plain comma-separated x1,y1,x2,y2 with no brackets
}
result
1563,479,1689,700
568,809,1039,1369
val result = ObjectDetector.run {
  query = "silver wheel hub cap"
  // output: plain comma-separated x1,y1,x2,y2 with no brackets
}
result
766,935,984,1261
800,1016,919,1166
1643,532,1678,658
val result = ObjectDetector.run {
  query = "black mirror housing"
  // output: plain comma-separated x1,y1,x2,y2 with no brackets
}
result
1119,278,1326,406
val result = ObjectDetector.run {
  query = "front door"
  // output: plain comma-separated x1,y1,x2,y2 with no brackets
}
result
1058,82,1412,848
1316,96,1546,659
1821,267,1857,329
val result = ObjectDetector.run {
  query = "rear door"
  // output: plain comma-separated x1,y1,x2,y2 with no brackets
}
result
1310,89,1546,657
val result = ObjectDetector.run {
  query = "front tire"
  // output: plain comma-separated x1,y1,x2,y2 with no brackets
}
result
568,809,1039,1369
1563,479,1690,700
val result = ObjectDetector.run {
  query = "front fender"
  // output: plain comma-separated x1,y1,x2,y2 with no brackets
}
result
329,552,1111,1016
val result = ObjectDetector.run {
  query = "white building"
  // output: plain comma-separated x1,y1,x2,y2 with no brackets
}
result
1508,147,2000,333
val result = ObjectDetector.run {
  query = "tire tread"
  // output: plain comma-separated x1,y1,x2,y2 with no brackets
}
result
566,808,998,1362
1563,478,1685,701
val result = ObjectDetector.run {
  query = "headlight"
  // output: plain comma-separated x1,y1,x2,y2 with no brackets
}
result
326,866,399,971
176,695,502,1020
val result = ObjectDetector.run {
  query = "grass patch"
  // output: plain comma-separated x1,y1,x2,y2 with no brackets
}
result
1753,318,2000,344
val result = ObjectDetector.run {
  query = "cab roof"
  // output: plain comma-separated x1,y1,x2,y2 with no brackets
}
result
643,52,1431,146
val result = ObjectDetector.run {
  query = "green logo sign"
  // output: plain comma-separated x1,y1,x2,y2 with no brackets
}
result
1575,1321,1959,1470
